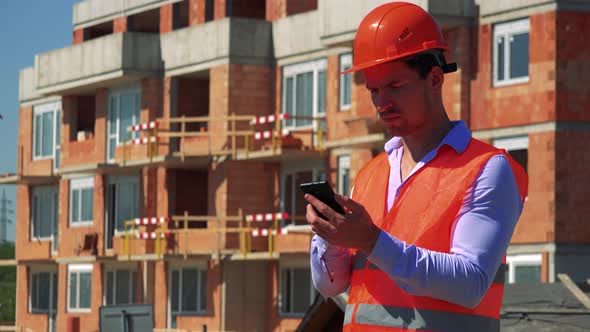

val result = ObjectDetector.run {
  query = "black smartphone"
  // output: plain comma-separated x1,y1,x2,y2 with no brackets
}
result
300,180,345,220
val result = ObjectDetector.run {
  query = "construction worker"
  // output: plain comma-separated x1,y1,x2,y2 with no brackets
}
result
306,2,528,331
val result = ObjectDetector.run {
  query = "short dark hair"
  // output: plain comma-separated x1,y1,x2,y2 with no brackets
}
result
404,50,455,79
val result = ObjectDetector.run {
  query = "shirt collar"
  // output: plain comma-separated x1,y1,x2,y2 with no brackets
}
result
384,120,471,155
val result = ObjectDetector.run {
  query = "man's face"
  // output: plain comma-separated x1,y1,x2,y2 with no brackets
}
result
363,60,434,137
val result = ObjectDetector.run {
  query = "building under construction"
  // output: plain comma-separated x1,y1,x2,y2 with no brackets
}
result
5,0,590,331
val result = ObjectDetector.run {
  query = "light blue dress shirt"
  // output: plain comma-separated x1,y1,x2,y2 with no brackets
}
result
310,121,524,308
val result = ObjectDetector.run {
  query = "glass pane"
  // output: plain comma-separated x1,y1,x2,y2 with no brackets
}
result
171,271,179,312
52,273,57,312
317,70,326,115
280,269,290,313
31,274,39,310
71,190,79,223
55,111,61,148
497,36,505,82
342,68,351,107
294,172,313,226
108,138,117,161
69,273,78,309
39,190,53,238
54,148,60,169
509,149,528,175
109,97,118,134
296,72,313,127
116,182,138,231
199,270,207,311
285,77,294,127
510,32,529,79
182,269,198,312
38,273,50,310
293,268,311,314
119,92,136,143
81,188,94,222
131,272,137,303
79,272,92,309
116,271,130,304
514,265,541,283
106,272,114,305
42,112,54,157
34,114,42,157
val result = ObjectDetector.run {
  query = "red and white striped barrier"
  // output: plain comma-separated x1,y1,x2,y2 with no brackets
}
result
250,113,289,125
131,136,160,145
130,121,159,132
134,217,170,225
246,212,290,222
135,231,171,240
253,129,291,140
251,228,288,237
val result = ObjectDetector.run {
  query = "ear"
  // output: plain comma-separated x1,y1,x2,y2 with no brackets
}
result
428,66,444,90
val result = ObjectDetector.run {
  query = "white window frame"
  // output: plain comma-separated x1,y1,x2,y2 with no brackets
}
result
493,135,528,152
67,264,93,313
32,101,61,169
167,262,208,328
280,161,325,228
29,267,57,314
493,18,530,87
339,53,352,111
282,59,327,131
337,154,351,195
107,86,141,163
69,177,95,227
30,186,59,241
103,266,138,306
506,254,542,284
278,259,315,317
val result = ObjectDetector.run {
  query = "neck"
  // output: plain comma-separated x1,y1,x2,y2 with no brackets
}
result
402,112,453,162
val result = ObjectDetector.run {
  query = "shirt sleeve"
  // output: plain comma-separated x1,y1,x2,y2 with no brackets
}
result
367,154,523,308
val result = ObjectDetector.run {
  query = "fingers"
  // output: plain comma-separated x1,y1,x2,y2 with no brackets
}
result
334,194,361,214
304,194,339,222
306,203,336,235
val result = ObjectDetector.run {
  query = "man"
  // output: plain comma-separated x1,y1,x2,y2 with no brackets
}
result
306,2,528,331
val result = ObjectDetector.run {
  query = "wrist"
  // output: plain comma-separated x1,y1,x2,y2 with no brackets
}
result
360,224,381,255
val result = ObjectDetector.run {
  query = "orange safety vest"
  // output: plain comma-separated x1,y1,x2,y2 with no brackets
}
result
344,138,528,332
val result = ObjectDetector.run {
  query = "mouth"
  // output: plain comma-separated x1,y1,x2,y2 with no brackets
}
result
378,107,401,120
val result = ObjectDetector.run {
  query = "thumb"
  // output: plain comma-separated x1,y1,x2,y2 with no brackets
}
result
334,194,363,214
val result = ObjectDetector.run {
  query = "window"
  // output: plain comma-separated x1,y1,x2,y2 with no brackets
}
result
106,176,139,232
282,59,327,129
493,135,528,174
31,186,58,240
107,87,141,162
279,266,314,316
507,254,541,283
339,54,352,110
68,264,92,312
29,270,57,314
104,268,137,305
282,166,325,226
168,265,207,328
33,101,61,168
70,177,94,226
493,18,530,87
337,155,351,195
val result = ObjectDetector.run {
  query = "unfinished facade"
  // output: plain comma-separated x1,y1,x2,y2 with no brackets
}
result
7,0,590,331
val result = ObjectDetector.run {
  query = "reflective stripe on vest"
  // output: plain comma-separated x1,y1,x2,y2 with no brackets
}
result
344,303,499,332
352,253,508,284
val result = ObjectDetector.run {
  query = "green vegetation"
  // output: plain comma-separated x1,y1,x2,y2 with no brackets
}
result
0,243,15,323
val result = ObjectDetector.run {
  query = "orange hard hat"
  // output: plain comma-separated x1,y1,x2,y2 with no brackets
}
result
344,2,456,74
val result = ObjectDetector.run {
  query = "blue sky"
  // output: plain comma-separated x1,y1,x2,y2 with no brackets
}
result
0,1,79,241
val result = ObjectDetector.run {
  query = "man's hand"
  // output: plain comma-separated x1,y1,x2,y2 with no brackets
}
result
305,193,381,255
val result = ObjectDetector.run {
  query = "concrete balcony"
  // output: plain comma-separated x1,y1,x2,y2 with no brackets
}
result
161,18,273,77
318,0,476,46
73,0,169,28
34,32,162,95
272,10,323,61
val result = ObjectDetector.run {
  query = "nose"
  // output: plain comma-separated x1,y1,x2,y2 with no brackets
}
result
372,89,393,111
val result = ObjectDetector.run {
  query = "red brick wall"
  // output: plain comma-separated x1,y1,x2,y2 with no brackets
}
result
214,0,227,20
556,11,590,121
160,3,174,33
470,12,557,130
510,131,556,243
73,29,84,44
16,266,52,332
113,16,128,33
189,0,206,25
266,0,285,21
554,131,590,243
442,26,473,124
